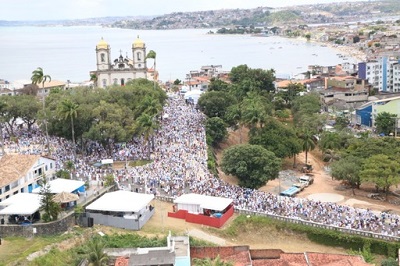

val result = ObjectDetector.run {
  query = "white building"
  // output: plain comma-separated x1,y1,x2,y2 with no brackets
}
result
359,57,400,92
91,36,151,88
0,154,56,203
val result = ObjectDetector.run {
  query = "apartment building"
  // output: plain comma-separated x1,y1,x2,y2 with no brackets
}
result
358,57,400,92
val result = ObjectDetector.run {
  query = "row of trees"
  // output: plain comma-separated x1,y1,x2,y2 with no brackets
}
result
198,64,323,189
331,137,400,199
0,78,167,158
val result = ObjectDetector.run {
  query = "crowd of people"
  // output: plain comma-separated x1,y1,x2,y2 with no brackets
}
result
3,93,400,238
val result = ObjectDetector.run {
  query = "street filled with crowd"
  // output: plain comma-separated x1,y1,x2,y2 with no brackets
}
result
4,94,400,237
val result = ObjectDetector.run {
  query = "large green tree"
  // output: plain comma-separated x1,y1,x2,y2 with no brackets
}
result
360,154,400,200
375,112,397,136
221,144,281,189
331,155,363,195
208,78,230,92
229,64,276,97
197,91,236,119
205,117,228,146
18,95,41,131
249,119,301,160
31,67,51,154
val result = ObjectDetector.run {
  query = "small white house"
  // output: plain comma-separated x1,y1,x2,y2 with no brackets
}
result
86,191,155,230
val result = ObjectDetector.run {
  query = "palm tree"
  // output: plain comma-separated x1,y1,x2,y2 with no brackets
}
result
58,99,79,157
90,73,98,88
0,99,7,155
146,50,157,89
31,67,51,154
134,113,159,159
86,236,109,266
140,96,162,117
300,129,316,165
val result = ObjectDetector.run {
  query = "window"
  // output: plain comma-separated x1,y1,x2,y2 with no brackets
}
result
101,53,105,63
113,78,118,85
137,52,142,61
121,79,125,86
102,79,107,88
50,163,53,169
45,165,48,171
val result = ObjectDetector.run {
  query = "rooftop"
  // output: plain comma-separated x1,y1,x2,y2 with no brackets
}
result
0,154,40,188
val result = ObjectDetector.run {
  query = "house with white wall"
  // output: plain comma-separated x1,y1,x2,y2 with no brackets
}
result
0,154,56,202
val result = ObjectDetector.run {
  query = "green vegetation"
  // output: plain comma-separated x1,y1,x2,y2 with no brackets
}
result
375,112,397,136
0,234,71,266
193,255,234,266
128,159,152,167
206,117,228,147
222,215,400,258
39,177,61,222
9,230,214,266
221,144,281,189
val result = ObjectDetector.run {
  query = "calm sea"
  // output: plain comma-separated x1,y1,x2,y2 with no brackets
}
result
0,26,355,83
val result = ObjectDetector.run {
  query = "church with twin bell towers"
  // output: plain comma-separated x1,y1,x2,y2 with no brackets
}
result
90,36,155,88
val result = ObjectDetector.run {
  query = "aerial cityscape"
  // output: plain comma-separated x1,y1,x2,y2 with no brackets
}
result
1,0,400,265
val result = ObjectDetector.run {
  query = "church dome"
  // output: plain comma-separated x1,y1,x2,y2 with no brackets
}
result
96,38,109,49
132,35,145,48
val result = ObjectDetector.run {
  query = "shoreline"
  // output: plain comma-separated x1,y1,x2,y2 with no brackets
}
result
288,36,366,64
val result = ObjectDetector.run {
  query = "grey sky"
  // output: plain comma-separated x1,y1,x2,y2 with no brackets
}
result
3,0,365,21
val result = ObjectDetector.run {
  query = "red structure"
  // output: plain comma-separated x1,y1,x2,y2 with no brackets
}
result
168,193,234,228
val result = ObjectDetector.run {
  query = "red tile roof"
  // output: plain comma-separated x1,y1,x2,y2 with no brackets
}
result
114,257,129,266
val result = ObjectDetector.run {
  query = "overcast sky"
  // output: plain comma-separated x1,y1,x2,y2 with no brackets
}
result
3,0,366,21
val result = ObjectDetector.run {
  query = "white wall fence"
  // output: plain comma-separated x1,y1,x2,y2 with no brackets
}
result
155,196,400,242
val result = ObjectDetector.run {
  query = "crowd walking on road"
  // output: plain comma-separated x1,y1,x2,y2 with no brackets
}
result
4,94,400,237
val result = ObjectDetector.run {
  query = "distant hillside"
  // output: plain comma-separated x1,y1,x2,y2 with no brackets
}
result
111,0,400,30
0,16,153,27
1,0,399,28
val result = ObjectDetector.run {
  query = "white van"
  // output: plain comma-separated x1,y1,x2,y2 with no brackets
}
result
299,175,314,186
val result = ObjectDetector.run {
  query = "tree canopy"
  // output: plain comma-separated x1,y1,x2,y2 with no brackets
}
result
375,112,397,136
249,119,301,159
221,144,281,189
44,79,166,155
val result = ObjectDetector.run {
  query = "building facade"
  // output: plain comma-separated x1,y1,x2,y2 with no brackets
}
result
0,155,56,202
359,57,400,92
91,36,150,88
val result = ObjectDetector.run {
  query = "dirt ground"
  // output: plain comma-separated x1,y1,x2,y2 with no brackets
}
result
142,200,348,254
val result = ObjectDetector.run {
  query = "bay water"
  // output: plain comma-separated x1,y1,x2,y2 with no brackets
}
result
0,26,355,83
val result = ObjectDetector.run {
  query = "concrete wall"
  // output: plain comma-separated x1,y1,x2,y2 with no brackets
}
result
190,246,249,259
0,214,75,237
250,249,284,259
88,208,155,230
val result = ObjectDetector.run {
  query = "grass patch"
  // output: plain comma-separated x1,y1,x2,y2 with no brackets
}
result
218,215,400,258
189,236,217,247
0,234,71,266
128,160,152,167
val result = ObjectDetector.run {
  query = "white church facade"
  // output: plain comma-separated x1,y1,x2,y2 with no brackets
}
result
90,36,154,88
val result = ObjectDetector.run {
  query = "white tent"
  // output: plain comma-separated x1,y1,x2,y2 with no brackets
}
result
0,193,41,215
32,178,85,194
86,191,154,213
174,193,232,213
183,90,204,104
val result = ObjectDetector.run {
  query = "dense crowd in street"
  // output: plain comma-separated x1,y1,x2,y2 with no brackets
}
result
3,94,400,237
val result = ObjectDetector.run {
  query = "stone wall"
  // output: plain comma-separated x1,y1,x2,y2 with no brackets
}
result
0,214,75,238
